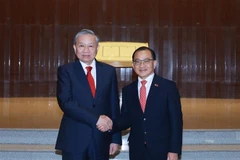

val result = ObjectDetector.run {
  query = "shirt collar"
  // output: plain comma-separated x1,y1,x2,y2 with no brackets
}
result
138,73,154,84
79,59,96,69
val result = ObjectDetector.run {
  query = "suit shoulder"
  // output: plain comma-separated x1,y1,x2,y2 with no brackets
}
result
97,61,116,73
57,62,78,74
98,61,114,68
156,75,177,87
58,62,75,69
122,80,137,91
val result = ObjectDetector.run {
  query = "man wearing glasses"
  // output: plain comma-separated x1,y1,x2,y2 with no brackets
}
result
99,46,183,160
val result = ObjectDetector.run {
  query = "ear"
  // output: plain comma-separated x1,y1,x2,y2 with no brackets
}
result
73,45,76,53
153,60,157,69
97,44,100,51
132,61,135,68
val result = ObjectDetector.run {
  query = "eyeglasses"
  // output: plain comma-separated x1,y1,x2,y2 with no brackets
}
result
133,58,154,66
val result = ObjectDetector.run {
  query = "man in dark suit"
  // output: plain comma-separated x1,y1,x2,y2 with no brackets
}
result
55,29,121,160
99,46,183,160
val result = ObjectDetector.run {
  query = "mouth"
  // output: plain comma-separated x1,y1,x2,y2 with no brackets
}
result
82,54,91,58
139,68,147,72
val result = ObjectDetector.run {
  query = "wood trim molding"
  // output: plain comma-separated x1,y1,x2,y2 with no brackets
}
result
96,42,148,67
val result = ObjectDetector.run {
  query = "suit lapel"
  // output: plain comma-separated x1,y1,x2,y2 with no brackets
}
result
73,60,104,99
95,61,104,98
145,75,160,111
73,61,93,97
131,80,143,113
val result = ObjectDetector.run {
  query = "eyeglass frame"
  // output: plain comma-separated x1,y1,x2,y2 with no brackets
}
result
132,58,154,66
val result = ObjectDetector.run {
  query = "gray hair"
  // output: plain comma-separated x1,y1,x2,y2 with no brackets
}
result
73,29,100,45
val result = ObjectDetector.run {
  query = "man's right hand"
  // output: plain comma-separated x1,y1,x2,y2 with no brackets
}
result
96,115,112,132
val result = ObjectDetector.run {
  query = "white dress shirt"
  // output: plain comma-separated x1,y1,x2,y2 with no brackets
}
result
137,73,154,99
79,59,97,87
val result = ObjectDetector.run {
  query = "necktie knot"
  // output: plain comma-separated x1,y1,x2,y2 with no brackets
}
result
86,66,92,72
141,80,147,86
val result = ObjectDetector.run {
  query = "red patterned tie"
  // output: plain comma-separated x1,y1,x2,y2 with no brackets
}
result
86,66,96,97
140,80,147,112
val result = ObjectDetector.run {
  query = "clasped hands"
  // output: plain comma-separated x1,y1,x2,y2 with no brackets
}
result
96,115,113,132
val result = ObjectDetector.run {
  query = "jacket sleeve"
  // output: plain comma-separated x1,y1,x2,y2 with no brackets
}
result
109,68,122,145
57,66,99,127
112,86,132,132
167,82,183,154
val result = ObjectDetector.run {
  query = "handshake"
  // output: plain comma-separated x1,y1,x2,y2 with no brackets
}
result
96,115,113,132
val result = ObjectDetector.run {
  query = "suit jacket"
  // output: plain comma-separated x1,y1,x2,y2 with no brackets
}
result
114,74,183,160
55,60,121,154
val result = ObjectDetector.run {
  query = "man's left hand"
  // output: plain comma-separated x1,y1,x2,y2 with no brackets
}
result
109,143,120,156
167,152,178,160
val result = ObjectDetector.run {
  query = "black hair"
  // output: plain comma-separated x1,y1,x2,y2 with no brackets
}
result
132,46,156,61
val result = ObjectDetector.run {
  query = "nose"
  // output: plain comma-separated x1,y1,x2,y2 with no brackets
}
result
83,46,90,52
139,61,145,66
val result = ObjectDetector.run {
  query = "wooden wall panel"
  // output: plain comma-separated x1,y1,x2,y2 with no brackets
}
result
1,0,239,26
0,0,240,98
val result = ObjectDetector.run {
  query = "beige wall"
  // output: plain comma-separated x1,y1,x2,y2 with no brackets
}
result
1,98,240,129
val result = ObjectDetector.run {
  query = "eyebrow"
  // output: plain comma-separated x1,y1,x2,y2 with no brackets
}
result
78,42,95,45
134,58,153,60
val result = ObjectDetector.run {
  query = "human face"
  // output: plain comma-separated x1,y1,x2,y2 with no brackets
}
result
132,50,157,79
73,34,99,65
